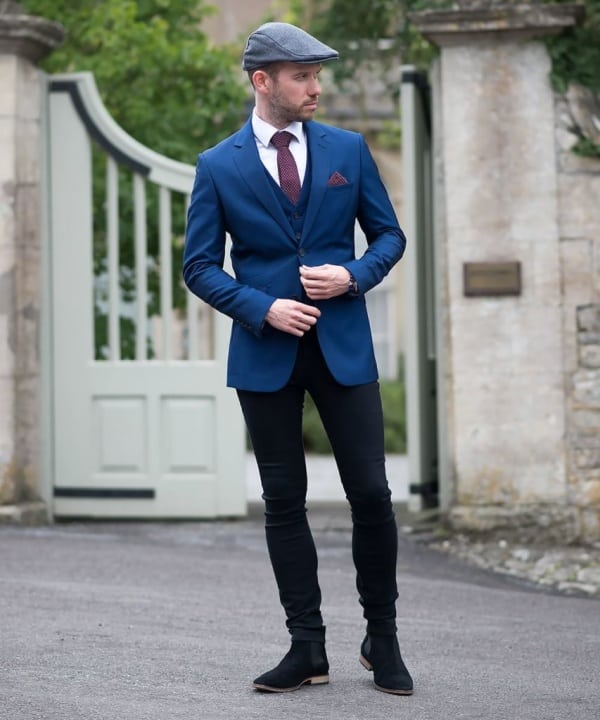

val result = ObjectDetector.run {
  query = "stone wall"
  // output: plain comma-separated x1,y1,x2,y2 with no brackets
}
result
555,88,600,538
0,51,43,506
0,5,63,522
412,3,599,540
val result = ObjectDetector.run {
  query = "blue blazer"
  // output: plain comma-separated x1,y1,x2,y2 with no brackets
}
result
183,118,406,391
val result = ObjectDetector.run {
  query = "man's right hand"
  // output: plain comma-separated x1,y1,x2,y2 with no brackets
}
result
265,299,321,337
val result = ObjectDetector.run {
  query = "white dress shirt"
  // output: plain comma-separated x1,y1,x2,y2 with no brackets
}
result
251,109,307,187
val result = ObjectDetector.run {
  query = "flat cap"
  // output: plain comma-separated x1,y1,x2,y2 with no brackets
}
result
242,22,338,71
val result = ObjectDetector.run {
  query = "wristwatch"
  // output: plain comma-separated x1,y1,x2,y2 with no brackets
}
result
347,272,359,296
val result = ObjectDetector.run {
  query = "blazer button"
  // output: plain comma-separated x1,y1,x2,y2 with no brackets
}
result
298,248,306,257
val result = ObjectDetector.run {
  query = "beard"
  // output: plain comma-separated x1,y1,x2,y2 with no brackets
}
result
268,88,318,126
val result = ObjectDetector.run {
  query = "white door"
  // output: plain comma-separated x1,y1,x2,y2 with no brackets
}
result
47,73,245,518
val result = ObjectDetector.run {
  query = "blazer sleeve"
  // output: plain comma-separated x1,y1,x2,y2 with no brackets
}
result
182,153,275,336
342,136,407,294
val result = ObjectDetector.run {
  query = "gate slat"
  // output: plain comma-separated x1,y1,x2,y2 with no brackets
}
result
159,186,172,360
186,292,199,361
133,174,147,361
184,193,199,361
106,155,120,361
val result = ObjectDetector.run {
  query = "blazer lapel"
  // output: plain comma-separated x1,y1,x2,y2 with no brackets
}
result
302,122,331,241
232,120,295,241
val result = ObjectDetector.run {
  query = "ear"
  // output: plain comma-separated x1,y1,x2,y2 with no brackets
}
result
252,69,271,94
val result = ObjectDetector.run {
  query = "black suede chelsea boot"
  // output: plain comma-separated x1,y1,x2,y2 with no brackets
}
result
253,640,329,693
359,634,413,695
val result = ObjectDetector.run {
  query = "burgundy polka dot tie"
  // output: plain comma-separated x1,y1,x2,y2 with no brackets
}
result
271,131,301,204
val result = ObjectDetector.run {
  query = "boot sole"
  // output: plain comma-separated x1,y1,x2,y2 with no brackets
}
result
374,683,414,696
253,675,329,693
359,655,414,696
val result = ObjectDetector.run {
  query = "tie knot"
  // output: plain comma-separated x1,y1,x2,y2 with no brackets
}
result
271,131,294,149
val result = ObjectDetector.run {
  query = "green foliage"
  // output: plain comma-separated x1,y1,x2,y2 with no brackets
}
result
380,378,407,454
288,0,436,92
374,119,403,150
546,0,600,96
572,135,600,158
545,0,600,158
22,0,246,161
302,378,407,454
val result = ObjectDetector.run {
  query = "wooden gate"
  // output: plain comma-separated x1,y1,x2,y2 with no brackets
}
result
45,72,245,518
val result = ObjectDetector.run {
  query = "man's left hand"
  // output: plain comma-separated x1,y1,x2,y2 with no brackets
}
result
299,264,351,300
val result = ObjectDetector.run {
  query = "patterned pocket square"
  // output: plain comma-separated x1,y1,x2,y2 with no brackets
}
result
327,171,349,187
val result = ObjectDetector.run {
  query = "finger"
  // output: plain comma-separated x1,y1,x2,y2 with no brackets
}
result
300,277,326,291
301,312,318,325
290,319,313,335
305,289,328,300
299,265,326,279
297,304,321,318
294,314,317,329
287,326,305,337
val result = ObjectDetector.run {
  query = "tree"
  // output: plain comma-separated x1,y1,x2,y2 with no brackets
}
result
23,0,246,161
289,0,434,89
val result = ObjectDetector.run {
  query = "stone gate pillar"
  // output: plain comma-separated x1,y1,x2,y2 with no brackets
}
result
409,3,585,535
0,2,63,522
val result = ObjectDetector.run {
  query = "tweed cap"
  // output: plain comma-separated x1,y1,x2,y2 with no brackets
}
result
242,22,338,71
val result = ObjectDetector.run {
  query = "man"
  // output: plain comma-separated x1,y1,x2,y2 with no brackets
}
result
183,22,413,696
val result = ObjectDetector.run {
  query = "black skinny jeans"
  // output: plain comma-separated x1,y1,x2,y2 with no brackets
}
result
237,329,399,642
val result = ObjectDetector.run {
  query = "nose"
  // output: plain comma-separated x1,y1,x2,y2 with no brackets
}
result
309,76,321,96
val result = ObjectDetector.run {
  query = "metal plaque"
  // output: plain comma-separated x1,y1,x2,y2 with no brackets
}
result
463,261,521,297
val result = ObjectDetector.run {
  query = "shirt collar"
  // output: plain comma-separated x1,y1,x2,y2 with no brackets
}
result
252,109,304,149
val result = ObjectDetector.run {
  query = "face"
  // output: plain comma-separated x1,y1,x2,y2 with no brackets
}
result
254,62,322,128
